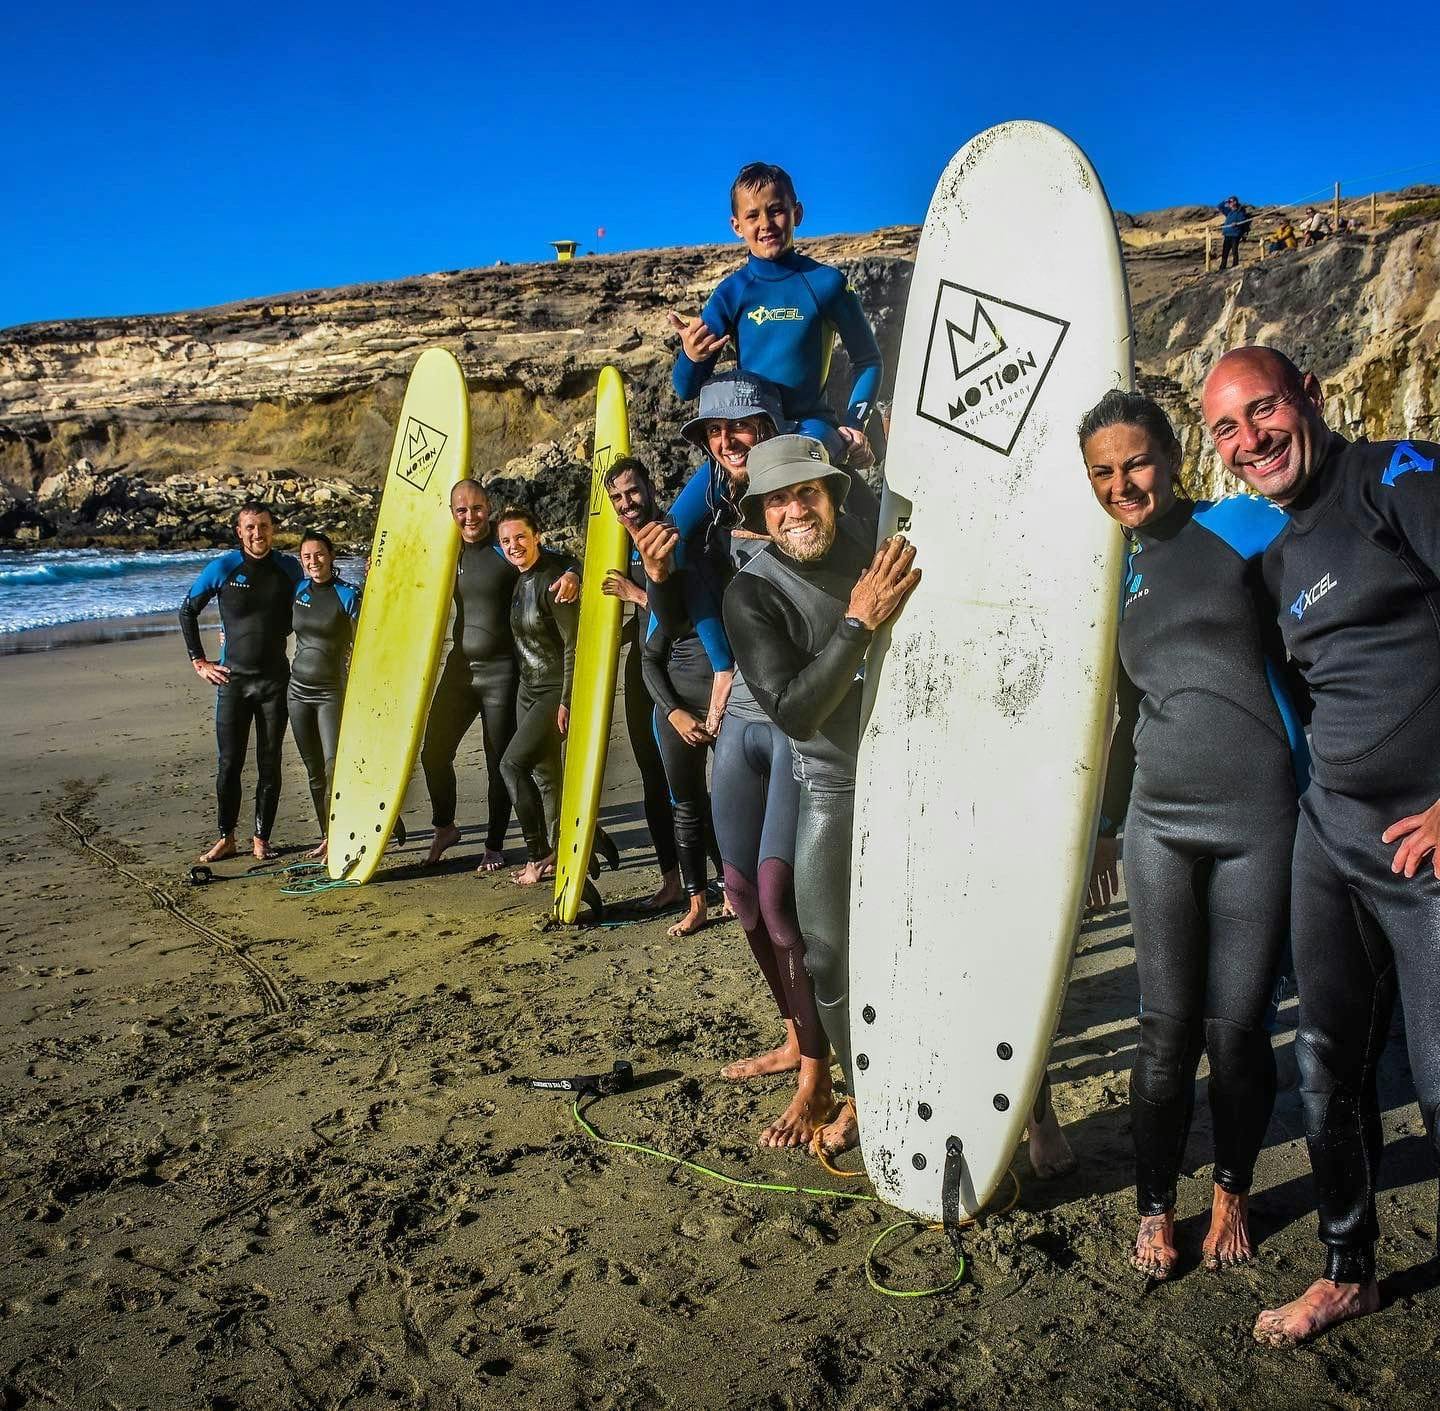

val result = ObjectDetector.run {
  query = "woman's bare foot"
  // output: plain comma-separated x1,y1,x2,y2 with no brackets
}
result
1253,1278,1379,1347
251,836,277,861
666,895,708,937
722,1023,802,1081
304,838,328,862
816,1096,860,1159
1202,1187,1255,1270
511,855,555,887
425,824,461,866
198,835,237,863
639,871,684,912
474,848,505,874
1026,1104,1078,1179
1130,1212,1178,1280
759,1060,834,1149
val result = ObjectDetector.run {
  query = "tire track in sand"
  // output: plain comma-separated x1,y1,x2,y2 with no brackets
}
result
55,808,289,1016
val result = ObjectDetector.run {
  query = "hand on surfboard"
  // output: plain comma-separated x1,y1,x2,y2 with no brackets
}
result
1088,835,1120,909
601,569,647,607
552,570,580,604
666,311,729,364
630,521,679,584
846,536,921,630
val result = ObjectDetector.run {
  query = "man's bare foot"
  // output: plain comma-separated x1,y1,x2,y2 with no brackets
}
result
304,838,328,862
1026,1104,1078,1179
425,824,461,866
760,1064,834,1149
198,836,237,863
722,1023,802,1081
511,855,555,887
639,872,683,912
666,895,708,937
251,836,277,861
1253,1278,1380,1347
1202,1186,1255,1270
816,1097,860,1159
474,848,505,874
1130,1212,1178,1280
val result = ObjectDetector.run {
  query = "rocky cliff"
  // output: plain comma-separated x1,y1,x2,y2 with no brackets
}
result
2,191,1436,545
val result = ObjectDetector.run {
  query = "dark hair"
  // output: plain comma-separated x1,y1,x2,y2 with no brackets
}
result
602,455,652,491
234,499,274,525
730,162,798,214
494,505,538,535
1077,390,1182,465
300,529,334,552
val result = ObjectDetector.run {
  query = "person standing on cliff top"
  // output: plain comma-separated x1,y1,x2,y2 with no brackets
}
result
667,162,883,469
179,501,303,863
420,481,576,873
1202,345,1440,1347
1216,196,1251,271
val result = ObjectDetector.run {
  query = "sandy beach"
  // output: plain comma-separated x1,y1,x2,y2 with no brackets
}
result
2,633,1436,1410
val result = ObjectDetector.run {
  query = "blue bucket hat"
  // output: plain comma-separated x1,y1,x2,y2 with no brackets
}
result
680,370,788,450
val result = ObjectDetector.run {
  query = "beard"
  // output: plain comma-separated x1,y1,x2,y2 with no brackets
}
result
774,516,836,563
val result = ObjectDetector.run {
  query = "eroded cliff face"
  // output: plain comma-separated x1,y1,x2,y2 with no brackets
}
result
2,204,1436,545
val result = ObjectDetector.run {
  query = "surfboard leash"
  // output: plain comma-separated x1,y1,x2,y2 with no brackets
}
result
276,861,360,896
567,1094,1024,1298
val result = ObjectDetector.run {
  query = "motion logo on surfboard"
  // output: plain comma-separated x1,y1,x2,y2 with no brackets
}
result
915,281,1069,455
397,418,448,492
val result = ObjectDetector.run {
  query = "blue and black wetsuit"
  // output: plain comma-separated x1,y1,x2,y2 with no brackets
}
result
621,551,679,880
179,548,303,841
502,549,578,863
288,575,362,831
1100,495,1308,1219
1261,435,1440,1284
723,500,878,1083
673,250,882,461
422,536,523,852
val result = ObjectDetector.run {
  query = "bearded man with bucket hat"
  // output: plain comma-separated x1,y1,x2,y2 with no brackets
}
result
721,434,919,1156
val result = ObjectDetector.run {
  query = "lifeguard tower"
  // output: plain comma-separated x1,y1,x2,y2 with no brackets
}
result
550,240,580,263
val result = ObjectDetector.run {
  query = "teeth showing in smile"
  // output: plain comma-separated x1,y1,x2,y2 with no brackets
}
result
1253,447,1287,471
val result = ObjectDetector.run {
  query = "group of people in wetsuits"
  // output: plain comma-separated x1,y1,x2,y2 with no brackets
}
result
179,159,1440,1349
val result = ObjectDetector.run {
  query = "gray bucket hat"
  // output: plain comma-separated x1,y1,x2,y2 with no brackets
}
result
738,434,851,534
680,370,787,449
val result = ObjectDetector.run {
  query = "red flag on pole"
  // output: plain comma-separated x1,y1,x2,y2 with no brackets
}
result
596,226,606,240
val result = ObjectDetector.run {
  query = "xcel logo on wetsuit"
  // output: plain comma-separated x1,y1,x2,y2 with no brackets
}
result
1290,571,1339,620
746,306,803,326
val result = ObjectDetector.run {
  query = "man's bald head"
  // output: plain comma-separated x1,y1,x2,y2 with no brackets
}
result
1202,345,1331,505
450,479,493,542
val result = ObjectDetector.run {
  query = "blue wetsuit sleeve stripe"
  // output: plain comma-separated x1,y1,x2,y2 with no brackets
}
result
1374,440,1440,576
685,567,735,672
666,464,717,546
1193,495,1288,560
178,552,239,660
1264,658,1312,791
826,281,883,426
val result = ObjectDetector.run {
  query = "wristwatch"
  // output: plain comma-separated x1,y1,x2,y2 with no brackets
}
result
844,616,869,632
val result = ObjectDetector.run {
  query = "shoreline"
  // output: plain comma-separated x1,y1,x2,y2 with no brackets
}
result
0,609,180,656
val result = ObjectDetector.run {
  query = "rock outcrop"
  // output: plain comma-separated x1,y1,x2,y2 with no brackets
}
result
2,192,1436,546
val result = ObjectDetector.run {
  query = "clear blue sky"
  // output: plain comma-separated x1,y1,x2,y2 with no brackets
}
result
4,1,1435,328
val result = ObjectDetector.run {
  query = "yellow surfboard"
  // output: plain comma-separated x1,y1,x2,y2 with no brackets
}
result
552,367,631,922
328,348,471,882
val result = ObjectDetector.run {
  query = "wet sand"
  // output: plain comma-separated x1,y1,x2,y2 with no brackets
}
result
1,634,1436,1410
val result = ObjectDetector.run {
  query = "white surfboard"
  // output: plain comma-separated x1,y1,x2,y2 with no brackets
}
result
850,122,1131,1221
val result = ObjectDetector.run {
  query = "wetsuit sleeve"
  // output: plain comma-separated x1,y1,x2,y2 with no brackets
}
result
641,616,682,716
279,552,304,587
178,554,234,661
666,463,716,546
542,561,580,708
1373,440,1440,576
723,573,871,741
687,570,735,672
826,279,883,428
672,283,733,401
841,473,881,542
1098,661,1141,837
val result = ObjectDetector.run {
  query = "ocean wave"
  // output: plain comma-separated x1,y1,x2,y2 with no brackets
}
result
0,550,212,587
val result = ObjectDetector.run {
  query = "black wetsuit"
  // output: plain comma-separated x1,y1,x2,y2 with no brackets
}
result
421,536,522,851
288,576,362,830
179,548,302,840
1262,435,1440,1284
502,550,578,861
621,553,679,878
1100,496,1308,1217
723,505,877,1081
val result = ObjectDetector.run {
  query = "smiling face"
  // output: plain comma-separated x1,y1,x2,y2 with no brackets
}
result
762,479,836,563
705,415,773,486
605,468,654,532
497,516,539,571
731,181,801,261
1083,422,1179,530
235,509,274,558
1202,350,1329,505
450,482,492,544
300,537,334,583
